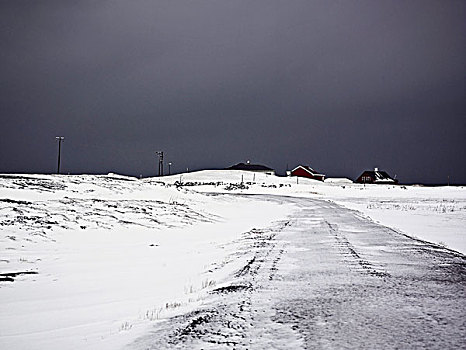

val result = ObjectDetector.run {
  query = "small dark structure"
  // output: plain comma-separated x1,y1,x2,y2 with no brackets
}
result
356,168,398,184
289,165,325,181
227,161,275,175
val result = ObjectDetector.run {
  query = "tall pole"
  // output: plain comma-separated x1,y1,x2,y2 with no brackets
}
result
156,151,164,177
55,136,65,174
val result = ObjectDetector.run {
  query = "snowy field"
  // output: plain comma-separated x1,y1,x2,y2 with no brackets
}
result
0,171,465,349
162,170,466,255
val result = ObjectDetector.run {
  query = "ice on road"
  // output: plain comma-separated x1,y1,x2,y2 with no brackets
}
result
129,196,466,349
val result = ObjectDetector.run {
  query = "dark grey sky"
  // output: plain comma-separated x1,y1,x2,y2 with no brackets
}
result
1,1,465,183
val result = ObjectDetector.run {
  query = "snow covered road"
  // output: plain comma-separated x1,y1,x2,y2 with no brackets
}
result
129,196,466,349
1,173,465,349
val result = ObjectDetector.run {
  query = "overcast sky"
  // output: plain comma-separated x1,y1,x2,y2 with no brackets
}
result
1,1,464,183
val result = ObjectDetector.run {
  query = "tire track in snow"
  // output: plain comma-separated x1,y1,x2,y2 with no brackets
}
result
128,196,466,350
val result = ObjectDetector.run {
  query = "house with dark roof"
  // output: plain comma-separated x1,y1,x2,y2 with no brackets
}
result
289,165,325,181
226,161,275,175
356,168,398,184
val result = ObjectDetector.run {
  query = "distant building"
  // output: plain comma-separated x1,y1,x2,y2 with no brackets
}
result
356,168,398,184
226,161,275,175
289,165,325,181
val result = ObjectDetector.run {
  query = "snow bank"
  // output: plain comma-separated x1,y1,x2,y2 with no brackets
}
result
0,173,293,350
154,170,466,255
324,177,353,184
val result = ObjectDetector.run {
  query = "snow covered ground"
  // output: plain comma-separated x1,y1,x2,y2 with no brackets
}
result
161,170,466,255
129,196,465,349
0,171,465,349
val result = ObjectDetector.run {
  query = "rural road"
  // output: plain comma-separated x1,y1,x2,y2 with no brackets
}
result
128,196,466,349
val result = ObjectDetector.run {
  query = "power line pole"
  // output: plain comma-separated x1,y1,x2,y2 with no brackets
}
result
156,151,164,176
55,136,65,174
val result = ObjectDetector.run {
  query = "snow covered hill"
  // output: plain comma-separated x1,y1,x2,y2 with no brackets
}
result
0,173,293,349
0,171,465,349
159,170,466,254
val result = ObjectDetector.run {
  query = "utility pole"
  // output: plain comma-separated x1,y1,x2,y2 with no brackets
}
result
156,151,164,176
55,136,65,174
168,162,172,175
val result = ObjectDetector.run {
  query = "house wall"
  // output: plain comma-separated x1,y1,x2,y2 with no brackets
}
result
356,173,374,183
291,167,324,181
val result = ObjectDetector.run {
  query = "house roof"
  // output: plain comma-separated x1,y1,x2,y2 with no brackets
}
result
226,162,274,172
291,165,325,176
362,170,395,183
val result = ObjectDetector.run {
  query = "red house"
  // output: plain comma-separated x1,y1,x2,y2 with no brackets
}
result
290,165,325,181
